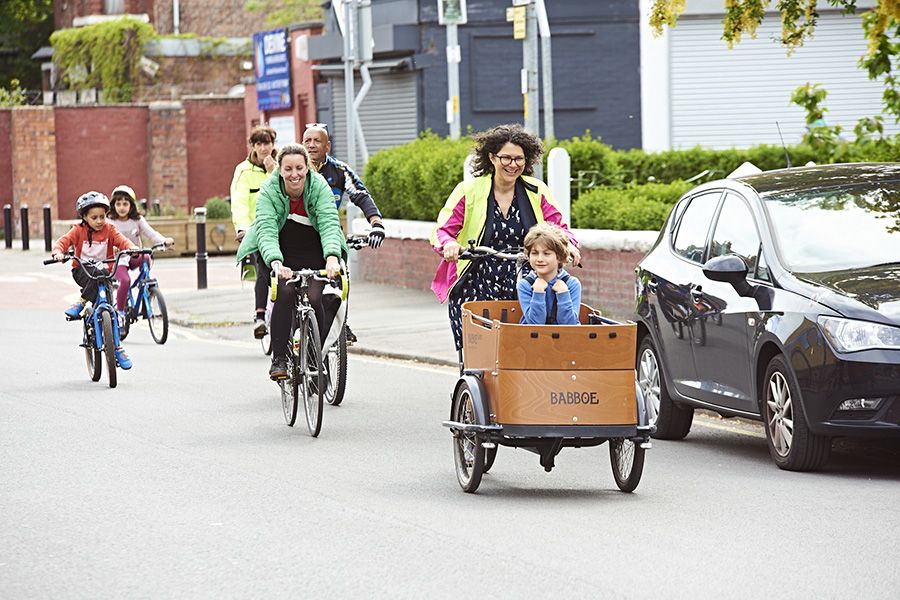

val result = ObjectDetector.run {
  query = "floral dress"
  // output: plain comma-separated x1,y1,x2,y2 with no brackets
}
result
448,199,527,351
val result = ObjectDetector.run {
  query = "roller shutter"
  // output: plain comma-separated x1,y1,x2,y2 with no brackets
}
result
670,11,899,149
322,70,418,168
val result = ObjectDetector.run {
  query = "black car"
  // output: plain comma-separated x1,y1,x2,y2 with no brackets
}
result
634,163,900,471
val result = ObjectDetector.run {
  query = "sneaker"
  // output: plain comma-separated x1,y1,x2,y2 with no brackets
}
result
269,357,288,381
345,324,358,344
115,348,133,370
64,301,85,319
253,317,267,339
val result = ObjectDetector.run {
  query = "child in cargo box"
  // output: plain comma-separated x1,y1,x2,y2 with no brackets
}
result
517,223,582,325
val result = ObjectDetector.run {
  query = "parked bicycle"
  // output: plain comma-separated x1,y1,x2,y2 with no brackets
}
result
118,243,169,344
44,248,151,388
272,267,347,436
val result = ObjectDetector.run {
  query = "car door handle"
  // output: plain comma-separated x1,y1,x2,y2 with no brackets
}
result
690,286,703,303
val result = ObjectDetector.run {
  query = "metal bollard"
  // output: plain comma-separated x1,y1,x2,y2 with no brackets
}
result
141,198,149,214
152,199,161,216
43,205,52,252
3,204,11,248
194,207,207,289
20,205,29,251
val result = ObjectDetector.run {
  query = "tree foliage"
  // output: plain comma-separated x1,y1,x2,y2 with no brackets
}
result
50,18,155,103
0,0,53,90
244,0,324,27
649,1,900,119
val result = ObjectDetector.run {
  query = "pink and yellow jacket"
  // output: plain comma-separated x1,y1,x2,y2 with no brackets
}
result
430,174,578,303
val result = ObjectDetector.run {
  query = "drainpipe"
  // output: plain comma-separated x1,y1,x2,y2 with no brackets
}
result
173,0,180,34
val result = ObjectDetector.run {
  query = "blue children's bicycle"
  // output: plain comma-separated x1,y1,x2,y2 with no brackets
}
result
118,243,169,344
45,248,151,388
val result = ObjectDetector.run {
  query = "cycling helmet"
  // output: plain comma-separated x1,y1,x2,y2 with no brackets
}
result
111,184,137,202
75,191,111,218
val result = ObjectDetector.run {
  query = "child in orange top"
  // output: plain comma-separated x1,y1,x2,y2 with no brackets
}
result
51,191,137,368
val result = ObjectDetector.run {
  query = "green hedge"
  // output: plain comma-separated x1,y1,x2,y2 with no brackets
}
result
572,181,692,230
364,132,471,220
364,131,900,228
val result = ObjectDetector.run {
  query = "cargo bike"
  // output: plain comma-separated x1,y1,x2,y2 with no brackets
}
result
442,247,654,493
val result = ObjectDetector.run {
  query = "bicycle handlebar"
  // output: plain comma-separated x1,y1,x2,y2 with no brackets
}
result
346,234,370,250
43,248,151,269
458,245,523,262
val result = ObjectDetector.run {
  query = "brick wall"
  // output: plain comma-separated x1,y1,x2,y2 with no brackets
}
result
55,0,153,29
184,97,246,208
355,238,645,320
0,110,12,208
11,107,57,240
55,106,150,220
154,0,276,36
148,102,188,213
136,56,246,102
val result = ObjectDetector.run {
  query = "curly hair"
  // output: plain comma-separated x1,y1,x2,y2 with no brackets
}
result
470,124,544,177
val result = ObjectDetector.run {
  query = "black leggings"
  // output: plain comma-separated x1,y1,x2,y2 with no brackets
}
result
270,279,339,359
72,263,109,303
253,251,269,315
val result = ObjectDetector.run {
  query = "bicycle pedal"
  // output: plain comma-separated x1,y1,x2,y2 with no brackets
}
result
65,315,82,322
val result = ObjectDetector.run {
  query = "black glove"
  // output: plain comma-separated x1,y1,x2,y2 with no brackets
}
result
368,222,385,249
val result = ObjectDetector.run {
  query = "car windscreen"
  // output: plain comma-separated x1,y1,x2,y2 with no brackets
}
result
764,182,900,272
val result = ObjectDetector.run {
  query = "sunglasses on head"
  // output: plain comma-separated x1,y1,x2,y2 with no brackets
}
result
305,122,328,130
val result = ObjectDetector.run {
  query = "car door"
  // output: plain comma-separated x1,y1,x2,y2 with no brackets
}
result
690,192,765,413
648,190,723,398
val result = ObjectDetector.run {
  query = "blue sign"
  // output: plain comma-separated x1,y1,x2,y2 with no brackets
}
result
253,28,292,111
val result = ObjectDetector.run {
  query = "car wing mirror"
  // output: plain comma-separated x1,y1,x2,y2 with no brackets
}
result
703,255,753,296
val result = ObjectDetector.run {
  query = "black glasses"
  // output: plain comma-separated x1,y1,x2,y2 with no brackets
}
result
305,122,328,130
495,154,526,167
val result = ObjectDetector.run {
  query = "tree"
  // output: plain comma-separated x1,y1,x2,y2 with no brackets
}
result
244,0,324,28
649,1,900,119
0,0,54,90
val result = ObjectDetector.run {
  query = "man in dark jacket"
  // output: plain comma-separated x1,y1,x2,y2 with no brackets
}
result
302,123,385,343
302,124,385,250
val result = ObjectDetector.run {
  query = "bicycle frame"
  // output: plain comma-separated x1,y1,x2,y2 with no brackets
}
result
125,257,159,321
84,274,121,352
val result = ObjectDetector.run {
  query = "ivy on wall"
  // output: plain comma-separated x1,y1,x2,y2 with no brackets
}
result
50,17,154,103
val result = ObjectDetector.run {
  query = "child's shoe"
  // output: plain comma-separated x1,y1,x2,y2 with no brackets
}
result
64,301,85,319
115,347,133,370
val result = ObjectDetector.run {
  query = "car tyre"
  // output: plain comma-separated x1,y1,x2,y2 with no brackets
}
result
637,335,693,440
762,355,831,471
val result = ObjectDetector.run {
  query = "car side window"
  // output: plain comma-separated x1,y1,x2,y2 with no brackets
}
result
672,192,721,263
709,193,762,276
755,248,771,282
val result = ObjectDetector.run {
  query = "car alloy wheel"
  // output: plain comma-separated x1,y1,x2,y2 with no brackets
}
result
766,370,793,457
638,347,661,427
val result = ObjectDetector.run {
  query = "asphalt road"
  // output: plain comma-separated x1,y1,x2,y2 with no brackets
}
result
3,303,900,599
3,250,900,598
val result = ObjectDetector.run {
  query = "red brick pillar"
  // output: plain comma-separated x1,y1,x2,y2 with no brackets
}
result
148,101,189,216
11,106,58,241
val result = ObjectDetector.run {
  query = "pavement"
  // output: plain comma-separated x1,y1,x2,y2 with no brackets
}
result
165,271,459,367
0,244,458,367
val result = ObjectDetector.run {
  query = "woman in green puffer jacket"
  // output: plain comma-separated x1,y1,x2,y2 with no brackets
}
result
237,143,348,380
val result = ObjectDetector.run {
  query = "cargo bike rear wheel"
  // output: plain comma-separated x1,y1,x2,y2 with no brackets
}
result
451,381,485,493
609,438,645,492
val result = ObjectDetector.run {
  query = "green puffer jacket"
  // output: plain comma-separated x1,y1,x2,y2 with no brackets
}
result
236,168,348,267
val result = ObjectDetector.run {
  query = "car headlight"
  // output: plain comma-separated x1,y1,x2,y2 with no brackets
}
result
817,316,900,353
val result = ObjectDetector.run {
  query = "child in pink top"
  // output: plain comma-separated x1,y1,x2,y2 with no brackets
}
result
108,185,174,319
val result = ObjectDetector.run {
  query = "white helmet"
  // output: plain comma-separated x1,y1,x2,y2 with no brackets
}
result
75,191,110,218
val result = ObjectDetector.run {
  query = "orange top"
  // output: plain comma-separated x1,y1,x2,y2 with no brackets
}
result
52,222,136,269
